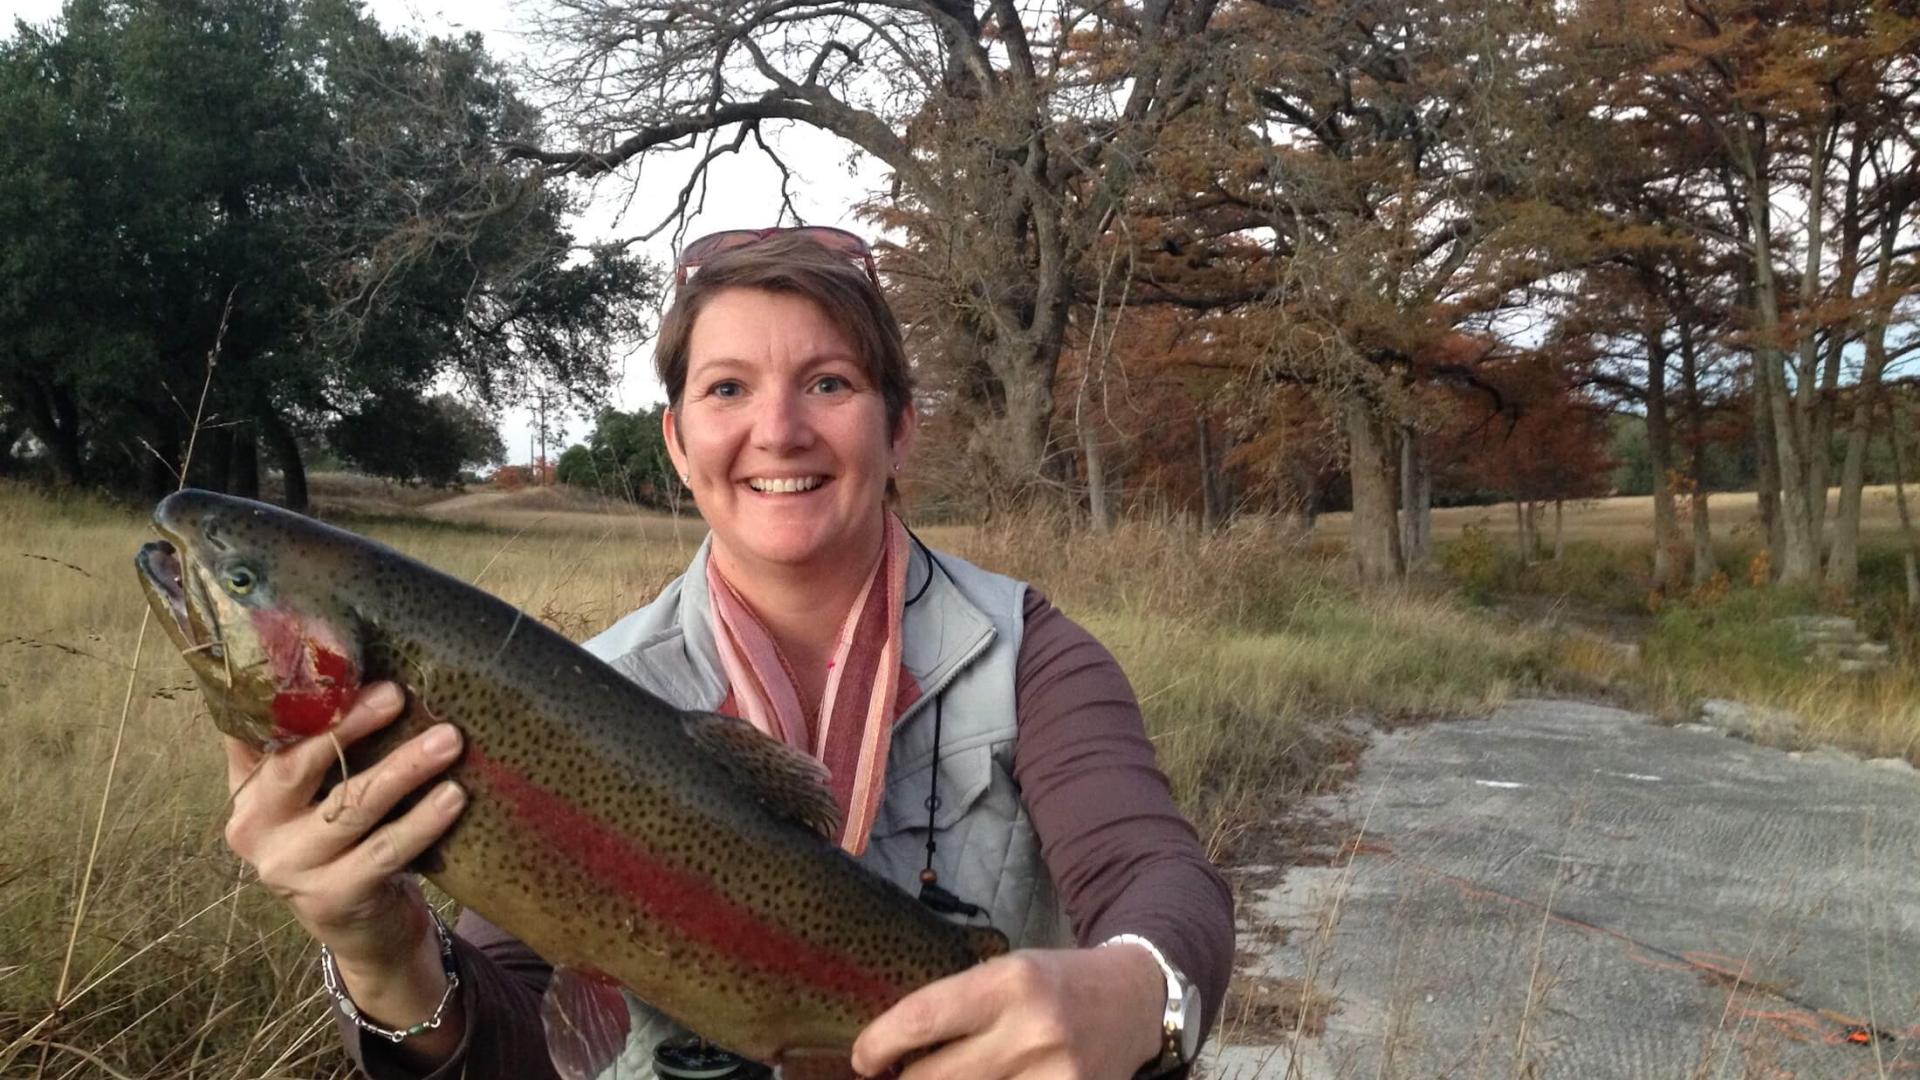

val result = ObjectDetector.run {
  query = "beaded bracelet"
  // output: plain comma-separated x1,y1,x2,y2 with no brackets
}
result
320,907,461,1043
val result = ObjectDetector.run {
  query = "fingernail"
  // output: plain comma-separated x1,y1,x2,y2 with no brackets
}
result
434,781,466,810
424,724,461,756
369,682,404,710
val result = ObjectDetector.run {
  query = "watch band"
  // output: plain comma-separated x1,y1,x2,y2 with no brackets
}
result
1100,933,1195,1076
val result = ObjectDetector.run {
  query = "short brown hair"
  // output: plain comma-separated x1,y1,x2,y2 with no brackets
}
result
655,232,913,434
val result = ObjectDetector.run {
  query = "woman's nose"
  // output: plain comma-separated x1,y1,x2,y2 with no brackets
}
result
750,386,814,451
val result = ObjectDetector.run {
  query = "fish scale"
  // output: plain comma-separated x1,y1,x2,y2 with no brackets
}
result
135,489,1007,1075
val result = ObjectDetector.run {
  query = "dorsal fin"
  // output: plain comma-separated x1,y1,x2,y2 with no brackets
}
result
682,711,841,839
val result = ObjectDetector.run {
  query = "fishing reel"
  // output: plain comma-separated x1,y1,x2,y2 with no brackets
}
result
652,1036,772,1080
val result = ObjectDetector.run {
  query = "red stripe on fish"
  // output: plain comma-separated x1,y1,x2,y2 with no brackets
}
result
463,744,906,1013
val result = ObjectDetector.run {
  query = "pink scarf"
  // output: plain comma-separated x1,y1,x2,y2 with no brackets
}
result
706,513,918,855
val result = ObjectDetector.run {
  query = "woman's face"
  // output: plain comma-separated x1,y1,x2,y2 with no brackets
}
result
665,287,911,581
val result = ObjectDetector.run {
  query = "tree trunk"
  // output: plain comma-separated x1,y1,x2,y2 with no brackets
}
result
1806,331,1844,549
260,405,308,512
1196,415,1222,532
230,423,260,499
1680,321,1715,586
1513,497,1530,567
19,378,85,487
1645,327,1678,590
1889,399,1920,610
1826,207,1899,590
1399,426,1433,569
1553,499,1565,562
1083,422,1113,533
0,413,21,477
1345,398,1403,584
1738,123,1818,584
980,302,1069,502
140,431,178,501
1752,371,1783,575
1760,344,1816,583
201,427,234,492
1828,373,1884,592
1721,161,1782,575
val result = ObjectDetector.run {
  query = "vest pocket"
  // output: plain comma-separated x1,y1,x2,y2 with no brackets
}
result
870,743,996,837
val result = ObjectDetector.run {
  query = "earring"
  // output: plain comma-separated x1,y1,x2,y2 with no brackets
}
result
892,462,901,473
680,473,691,484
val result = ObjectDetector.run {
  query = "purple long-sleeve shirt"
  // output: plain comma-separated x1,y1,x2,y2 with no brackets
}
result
345,590,1233,1078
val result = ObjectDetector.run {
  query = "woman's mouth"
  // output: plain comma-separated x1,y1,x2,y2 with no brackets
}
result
746,476,826,494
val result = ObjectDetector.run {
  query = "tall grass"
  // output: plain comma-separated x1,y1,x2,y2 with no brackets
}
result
1441,527,1920,762
949,515,1553,853
0,484,1549,1077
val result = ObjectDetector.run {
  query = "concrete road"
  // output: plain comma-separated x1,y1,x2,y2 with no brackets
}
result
1210,700,1920,1080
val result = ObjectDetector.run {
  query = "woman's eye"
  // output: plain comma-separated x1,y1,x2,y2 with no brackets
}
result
813,375,851,393
223,566,257,596
709,380,744,399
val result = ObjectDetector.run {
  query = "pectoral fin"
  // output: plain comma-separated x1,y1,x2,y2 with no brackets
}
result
541,965,632,1080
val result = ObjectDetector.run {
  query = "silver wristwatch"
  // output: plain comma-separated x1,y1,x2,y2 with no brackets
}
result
1102,933,1202,1076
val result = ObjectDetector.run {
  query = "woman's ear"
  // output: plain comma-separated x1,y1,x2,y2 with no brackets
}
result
891,402,917,470
663,407,690,485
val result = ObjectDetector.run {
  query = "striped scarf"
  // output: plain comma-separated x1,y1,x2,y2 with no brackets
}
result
705,512,918,854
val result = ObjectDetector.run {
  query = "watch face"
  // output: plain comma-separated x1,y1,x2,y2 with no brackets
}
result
1177,984,1203,1061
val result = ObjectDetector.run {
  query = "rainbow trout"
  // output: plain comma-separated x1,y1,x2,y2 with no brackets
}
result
134,489,1005,1077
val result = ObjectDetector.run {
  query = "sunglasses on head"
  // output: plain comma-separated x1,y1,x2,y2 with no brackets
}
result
674,226,878,286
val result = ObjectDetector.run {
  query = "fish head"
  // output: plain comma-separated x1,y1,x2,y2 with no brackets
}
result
136,489,366,749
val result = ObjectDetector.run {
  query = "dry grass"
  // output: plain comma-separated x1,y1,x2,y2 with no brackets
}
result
1426,510,1920,763
0,481,1548,1077
1314,484,1916,547
1552,586,1920,763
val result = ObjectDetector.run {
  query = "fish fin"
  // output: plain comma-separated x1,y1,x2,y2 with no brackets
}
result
540,966,632,1080
774,1047,858,1080
681,711,841,839
963,925,1010,962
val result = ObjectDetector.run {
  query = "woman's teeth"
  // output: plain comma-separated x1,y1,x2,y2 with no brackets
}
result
748,476,824,494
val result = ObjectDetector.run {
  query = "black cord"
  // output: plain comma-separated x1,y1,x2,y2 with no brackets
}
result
903,529,985,921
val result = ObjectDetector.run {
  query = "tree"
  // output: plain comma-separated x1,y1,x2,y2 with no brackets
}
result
513,0,1227,504
1189,0,1586,581
0,0,657,507
1585,0,1920,586
328,393,505,487
556,406,682,507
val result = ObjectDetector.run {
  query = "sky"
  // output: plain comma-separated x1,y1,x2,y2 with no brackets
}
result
1,0,885,464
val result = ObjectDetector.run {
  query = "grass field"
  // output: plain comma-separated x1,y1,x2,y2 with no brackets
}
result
0,481,1555,1077
1313,483,1918,546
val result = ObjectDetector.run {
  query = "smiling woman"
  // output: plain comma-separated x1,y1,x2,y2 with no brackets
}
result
665,287,908,607
232,229,1234,1080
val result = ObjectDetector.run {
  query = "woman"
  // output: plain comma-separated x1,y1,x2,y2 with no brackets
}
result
221,230,1233,1080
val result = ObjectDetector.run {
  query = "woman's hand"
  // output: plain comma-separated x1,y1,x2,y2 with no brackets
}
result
851,945,1168,1080
221,681,468,1048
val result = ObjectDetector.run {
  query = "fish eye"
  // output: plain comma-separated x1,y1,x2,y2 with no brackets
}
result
222,565,258,596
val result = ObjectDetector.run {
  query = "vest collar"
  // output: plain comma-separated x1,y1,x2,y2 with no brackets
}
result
621,534,998,723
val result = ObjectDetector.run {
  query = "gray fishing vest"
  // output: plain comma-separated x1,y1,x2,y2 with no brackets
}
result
577,536,1072,1074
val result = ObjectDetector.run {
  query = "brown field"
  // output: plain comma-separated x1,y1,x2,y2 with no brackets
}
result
0,480,1551,1077
1312,484,1916,546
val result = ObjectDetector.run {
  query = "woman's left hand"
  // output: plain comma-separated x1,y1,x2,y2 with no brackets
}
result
851,945,1167,1080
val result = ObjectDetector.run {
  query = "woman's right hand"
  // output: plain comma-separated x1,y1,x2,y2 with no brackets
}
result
221,681,469,1027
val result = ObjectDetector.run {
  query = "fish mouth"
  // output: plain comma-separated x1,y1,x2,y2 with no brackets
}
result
137,539,222,661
